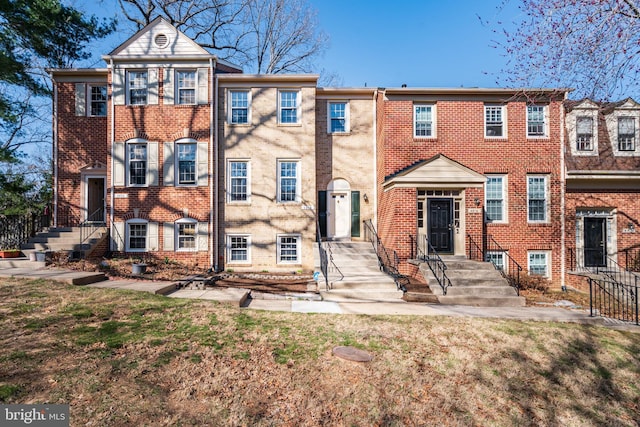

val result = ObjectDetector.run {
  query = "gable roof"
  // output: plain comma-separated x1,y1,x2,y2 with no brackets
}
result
103,16,214,60
383,154,486,191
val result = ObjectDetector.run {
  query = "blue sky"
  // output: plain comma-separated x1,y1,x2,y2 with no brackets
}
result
85,0,520,89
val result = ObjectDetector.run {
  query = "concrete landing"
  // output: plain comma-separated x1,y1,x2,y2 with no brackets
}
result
168,288,250,306
89,279,176,295
0,267,106,285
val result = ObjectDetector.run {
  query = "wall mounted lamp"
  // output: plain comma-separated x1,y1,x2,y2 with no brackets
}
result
363,193,369,203
474,198,480,207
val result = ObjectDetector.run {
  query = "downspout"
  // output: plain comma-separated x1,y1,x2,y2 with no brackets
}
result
51,73,58,228
560,92,567,291
210,57,218,271
372,89,378,228
109,59,116,251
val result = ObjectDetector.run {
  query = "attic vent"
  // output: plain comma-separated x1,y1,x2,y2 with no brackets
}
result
154,33,169,48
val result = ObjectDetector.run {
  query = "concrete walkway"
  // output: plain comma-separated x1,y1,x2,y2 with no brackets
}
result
0,264,637,331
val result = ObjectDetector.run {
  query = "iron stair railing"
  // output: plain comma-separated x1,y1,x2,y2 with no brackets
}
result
467,233,522,296
363,219,408,292
589,276,639,325
79,208,107,258
412,234,452,295
315,219,343,291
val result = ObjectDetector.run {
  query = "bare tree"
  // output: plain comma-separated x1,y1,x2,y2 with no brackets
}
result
117,0,328,74
488,0,640,100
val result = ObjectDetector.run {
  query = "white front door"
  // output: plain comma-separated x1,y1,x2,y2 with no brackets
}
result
328,191,350,239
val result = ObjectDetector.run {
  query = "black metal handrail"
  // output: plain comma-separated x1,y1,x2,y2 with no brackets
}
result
79,208,106,258
316,220,330,291
363,219,408,291
567,247,639,289
623,247,640,272
589,276,639,326
418,234,452,295
467,233,522,295
106,216,125,256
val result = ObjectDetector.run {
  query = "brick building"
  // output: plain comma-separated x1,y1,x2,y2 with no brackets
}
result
50,18,639,289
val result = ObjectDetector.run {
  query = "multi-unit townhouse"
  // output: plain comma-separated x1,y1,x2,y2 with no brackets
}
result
50,18,639,291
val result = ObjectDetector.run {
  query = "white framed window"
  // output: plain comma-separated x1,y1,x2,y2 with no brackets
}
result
227,234,251,263
328,101,349,133
414,104,435,138
576,116,594,151
277,159,300,203
176,219,196,251
176,70,196,105
527,105,547,137
229,90,250,124
485,175,507,223
528,251,550,277
176,142,196,185
527,175,549,223
128,70,148,105
228,160,250,202
618,116,636,151
126,219,148,252
486,251,507,273
89,85,107,116
278,90,300,124
277,234,301,264
485,105,505,138
128,142,147,186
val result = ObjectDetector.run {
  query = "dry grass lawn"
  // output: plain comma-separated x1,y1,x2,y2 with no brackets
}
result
0,277,638,426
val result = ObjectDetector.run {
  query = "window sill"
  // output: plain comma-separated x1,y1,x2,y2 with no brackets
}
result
413,137,437,142
527,222,552,226
484,137,508,141
526,135,549,140
328,131,351,136
227,201,251,205
486,221,509,226
228,123,251,127
277,123,302,127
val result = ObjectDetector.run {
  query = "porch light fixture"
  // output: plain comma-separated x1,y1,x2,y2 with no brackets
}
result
474,198,480,206
363,193,369,203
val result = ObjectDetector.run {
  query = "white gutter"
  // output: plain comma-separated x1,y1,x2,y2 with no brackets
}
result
212,59,219,271
51,73,58,228
109,59,116,250
560,94,567,291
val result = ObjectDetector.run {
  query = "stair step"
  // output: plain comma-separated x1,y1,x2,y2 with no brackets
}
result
437,294,525,307
320,289,404,302
441,285,518,297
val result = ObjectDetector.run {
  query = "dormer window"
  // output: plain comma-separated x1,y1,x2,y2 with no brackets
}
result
576,116,594,151
618,117,635,151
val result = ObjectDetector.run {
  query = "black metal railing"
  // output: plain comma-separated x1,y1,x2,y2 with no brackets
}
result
589,277,639,325
0,211,51,251
467,233,523,295
567,247,639,288
363,219,408,291
79,208,107,258
623,248,640,272
316,220,330,291
106,216,125,257
411,234,452,295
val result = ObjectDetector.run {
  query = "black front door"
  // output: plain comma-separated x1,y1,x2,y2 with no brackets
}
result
584,217,606,267
428,199,453,253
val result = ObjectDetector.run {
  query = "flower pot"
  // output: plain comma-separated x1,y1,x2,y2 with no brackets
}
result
35,252,46,262
0,250,20,258
132,263,147,275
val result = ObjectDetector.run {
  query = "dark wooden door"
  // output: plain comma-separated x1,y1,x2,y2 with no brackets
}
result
428,199,453,253
87,178,105,222
584,217,606,267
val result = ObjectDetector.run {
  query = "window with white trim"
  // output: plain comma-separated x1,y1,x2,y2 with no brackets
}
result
229,90,250,124
486,251,506,272
176,219,196,251
89,85,107,116
527,175,548,222
277,234,300,263
576,116,594,151
176,70,196,105
128,143,147,186
528,251,549,277
618,116,636,151
485,175,506,222
485,105,505,137
277,160,300,203
414,104,434,138
127,220,147,251
128,70,148,105
227,235,250,263
328,101,348,133
176,142,196,185
278,90,300,124
527,105,547,137
228,160,249,202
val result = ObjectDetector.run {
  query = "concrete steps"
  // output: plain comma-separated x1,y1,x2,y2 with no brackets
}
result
19,226,106,258
421,256,525,307
316,241,404,302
